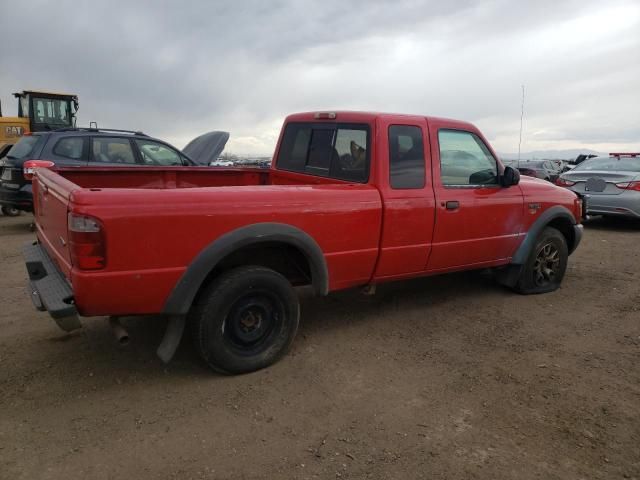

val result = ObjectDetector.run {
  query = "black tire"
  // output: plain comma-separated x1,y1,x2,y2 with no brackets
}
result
1,206,20,217
514,226,568,294
190,266,300,374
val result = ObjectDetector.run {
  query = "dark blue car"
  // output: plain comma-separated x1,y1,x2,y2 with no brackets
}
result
0,128,228,215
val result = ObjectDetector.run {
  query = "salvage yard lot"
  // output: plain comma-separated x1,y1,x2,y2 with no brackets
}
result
0,214,638,480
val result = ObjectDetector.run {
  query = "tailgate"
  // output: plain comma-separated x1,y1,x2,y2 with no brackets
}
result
33,169,79,276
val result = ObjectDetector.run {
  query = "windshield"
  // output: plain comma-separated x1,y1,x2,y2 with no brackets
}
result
574,156,640,172
6,135,45,160
31,97,72,127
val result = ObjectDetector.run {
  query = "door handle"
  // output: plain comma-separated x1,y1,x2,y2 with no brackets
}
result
445,201,459,210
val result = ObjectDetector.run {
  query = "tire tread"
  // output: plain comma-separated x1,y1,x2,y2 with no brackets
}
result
189,266,299,374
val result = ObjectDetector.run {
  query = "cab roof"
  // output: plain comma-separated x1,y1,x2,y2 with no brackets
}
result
13,90,78,99
284,111,477,130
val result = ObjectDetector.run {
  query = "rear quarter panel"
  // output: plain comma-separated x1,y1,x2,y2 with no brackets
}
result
69,183,382,316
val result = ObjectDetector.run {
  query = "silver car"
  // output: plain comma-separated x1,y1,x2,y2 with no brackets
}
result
556,154,640,218
517,160,563,182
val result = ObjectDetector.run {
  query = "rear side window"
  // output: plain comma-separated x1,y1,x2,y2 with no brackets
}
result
389,125,425,189
52,137,85,160
276,123,369,182
6,135,45,160
91,137,136,164
306,129,334,173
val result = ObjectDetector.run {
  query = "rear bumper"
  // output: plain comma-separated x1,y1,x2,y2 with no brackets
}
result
23,242,81,332
575,190,640,218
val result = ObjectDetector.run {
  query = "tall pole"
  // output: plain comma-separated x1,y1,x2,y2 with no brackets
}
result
518,85,525,167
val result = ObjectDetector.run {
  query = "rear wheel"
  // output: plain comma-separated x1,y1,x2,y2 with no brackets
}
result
190,266,300,374
1,206,20,217
515,227,568,294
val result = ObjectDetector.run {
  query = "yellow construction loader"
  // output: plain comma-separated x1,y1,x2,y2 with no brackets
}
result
0,90,79,158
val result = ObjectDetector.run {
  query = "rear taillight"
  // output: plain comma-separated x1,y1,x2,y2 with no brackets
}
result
556,177,575,187
68,213,106,270
23,160,55,181
614,181,640,191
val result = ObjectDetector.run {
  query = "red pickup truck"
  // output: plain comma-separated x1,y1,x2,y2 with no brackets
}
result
24,111,583,374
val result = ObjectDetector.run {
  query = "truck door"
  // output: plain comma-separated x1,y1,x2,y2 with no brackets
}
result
373,118,437,279
427,125,524,271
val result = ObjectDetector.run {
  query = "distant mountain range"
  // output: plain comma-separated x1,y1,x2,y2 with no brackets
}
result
498,149,602,161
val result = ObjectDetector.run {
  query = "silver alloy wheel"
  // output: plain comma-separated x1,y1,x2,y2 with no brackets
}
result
533,243,560,286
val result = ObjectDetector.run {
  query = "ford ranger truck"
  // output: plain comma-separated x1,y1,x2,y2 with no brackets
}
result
23,111,583,374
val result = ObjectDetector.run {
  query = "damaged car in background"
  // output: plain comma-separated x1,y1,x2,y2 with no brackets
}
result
556,152,640,218
515,160,563,183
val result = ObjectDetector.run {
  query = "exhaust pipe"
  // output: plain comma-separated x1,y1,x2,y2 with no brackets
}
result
109,317,130,346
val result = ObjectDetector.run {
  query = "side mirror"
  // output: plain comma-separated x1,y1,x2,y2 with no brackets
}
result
501,166,520,187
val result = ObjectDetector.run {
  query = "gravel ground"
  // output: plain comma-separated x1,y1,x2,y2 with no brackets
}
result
0,212,639,480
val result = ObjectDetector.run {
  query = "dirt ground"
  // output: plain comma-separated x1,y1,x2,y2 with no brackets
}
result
0,212,638,480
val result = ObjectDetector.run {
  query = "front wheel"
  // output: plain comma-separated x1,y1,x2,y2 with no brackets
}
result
1,206,20,217
514,226,568,294
190,266,300,374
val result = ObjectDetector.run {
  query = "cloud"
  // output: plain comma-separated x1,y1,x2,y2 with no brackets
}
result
1,0,638,155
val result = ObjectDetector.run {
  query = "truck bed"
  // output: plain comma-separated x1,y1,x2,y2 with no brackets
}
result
33,166,383,316
58,166,343,190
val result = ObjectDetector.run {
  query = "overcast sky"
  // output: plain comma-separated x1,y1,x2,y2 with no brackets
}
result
1,0,639,156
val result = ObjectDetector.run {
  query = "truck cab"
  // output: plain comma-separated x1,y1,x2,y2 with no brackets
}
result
277,112,538,276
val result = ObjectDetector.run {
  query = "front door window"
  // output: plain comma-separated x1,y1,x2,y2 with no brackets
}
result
438,130,498,187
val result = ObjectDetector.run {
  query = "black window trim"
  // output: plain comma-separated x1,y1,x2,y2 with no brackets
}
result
276,122,371,183
437,128,501,189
